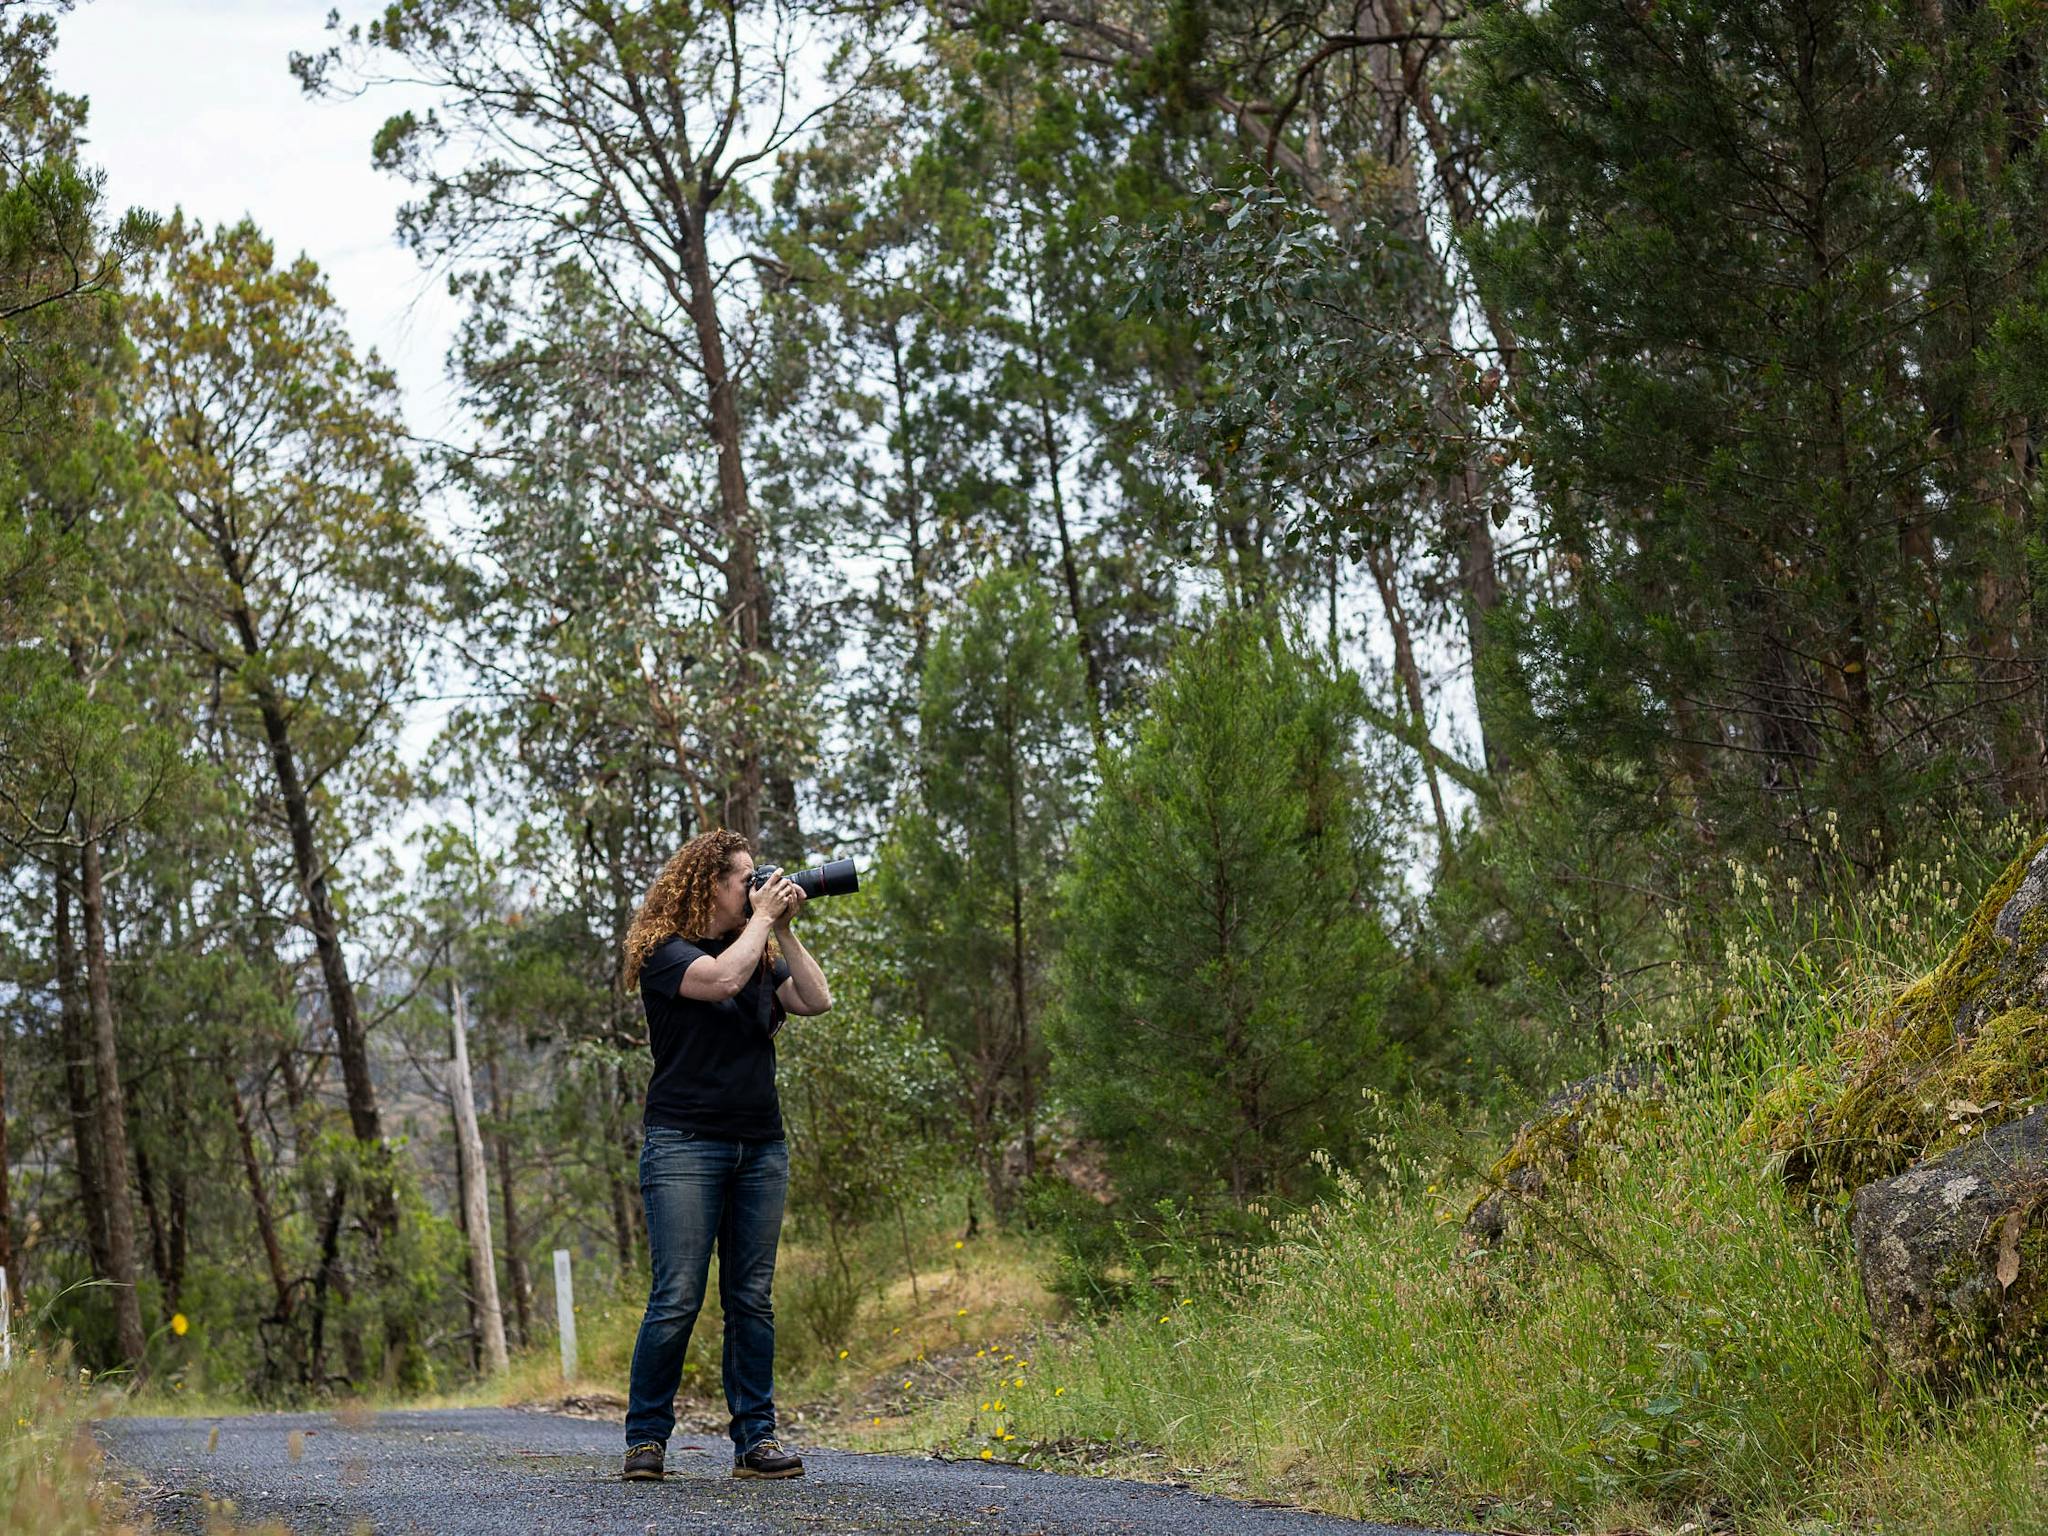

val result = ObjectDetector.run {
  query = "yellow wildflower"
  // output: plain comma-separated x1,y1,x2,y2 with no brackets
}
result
979,1448,993,1461
171,1313,189,1337
838,1349,849,1359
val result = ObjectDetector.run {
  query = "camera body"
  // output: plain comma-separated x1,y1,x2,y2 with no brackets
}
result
745,857,860,915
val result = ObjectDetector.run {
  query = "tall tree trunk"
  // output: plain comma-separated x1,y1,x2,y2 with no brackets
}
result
1368,546,1453,858
54,859,111,1280
612,1069,645,1252
79,824,147,1367
886,316,932,682
678,197,769,839
307,1182,349,1387
224,593,410,1389
231,608,385,1157
1452,494,1508,778
0,1012,15,1309
1021,255,1107,742
135,1140,172,1316
226,1067,294,1323
485,1044,532,1349
448,980,509,1375
1004,697,1036,1187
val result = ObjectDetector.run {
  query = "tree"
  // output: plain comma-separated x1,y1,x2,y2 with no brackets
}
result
125,216,440,1387
0,654,182,1367
1051,610,1400,1212
874,569,1090,1219
0,5,163,1364
941,0,1528,785
297,0,907,841
1468,0,2048,862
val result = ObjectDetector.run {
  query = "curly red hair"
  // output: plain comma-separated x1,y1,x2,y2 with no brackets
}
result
621,828,778,990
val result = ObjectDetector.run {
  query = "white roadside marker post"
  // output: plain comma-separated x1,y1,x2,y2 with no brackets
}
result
554,1248,576,1383
1,1266,10,1369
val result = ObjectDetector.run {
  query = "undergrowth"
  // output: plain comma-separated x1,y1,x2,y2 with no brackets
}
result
874,820,2048,1534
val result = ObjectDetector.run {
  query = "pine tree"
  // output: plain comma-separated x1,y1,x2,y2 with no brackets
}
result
873,569,1090,1220
1469,0,2048,860
1051,611,1399,1213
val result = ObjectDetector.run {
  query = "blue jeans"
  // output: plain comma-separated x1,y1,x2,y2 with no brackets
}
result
623,1129,788,1455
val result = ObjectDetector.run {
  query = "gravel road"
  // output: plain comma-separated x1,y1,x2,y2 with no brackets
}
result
101,1408,1464,1536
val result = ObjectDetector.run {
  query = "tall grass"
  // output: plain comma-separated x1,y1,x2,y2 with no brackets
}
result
889,822,2048,1533
0,1343,149,1533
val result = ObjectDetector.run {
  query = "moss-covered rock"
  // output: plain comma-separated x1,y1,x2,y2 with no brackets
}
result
1464,1066,1664,1246
1851,1106,2048,1386
1745,834,2048,1192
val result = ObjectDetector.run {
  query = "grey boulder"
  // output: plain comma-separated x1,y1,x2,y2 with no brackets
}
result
1851,1105,2048,1386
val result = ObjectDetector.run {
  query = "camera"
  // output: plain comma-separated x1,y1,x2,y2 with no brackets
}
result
746,857,860,914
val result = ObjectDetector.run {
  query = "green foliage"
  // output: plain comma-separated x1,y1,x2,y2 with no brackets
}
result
917,839,2048,1533
1468,0,2048,859
1114,175,1474,562
1051,608,1400,1216
779,898,955,1350
873,568,1090,1216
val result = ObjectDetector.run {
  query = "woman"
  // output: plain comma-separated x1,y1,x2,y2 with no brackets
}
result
616,827,833,1483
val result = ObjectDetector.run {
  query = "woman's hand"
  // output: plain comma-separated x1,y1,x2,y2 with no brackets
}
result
772,877,808,930
753,873,802,926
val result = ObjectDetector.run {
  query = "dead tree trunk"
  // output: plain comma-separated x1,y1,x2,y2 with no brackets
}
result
448,980,509,1375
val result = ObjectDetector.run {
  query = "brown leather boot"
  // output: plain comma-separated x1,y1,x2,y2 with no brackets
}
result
732,1437,804,1479
621,1442,665,1481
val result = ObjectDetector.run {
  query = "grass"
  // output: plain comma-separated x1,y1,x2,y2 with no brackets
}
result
874,1100,2047,1533
864,825,2048,1534
1,1340,156,1533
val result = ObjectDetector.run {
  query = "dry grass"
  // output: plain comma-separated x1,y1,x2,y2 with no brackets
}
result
2,1342,157,1534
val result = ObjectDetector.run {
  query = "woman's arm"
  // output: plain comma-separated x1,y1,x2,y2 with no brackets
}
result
676,907,779,1001
774,906,832,1016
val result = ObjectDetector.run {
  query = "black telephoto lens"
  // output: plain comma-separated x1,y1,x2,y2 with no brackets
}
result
790,857,860,900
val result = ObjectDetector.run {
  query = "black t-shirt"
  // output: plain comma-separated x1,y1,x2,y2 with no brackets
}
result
639,933,793,1142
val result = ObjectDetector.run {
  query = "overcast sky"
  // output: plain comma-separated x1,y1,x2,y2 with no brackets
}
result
54,0,463,446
